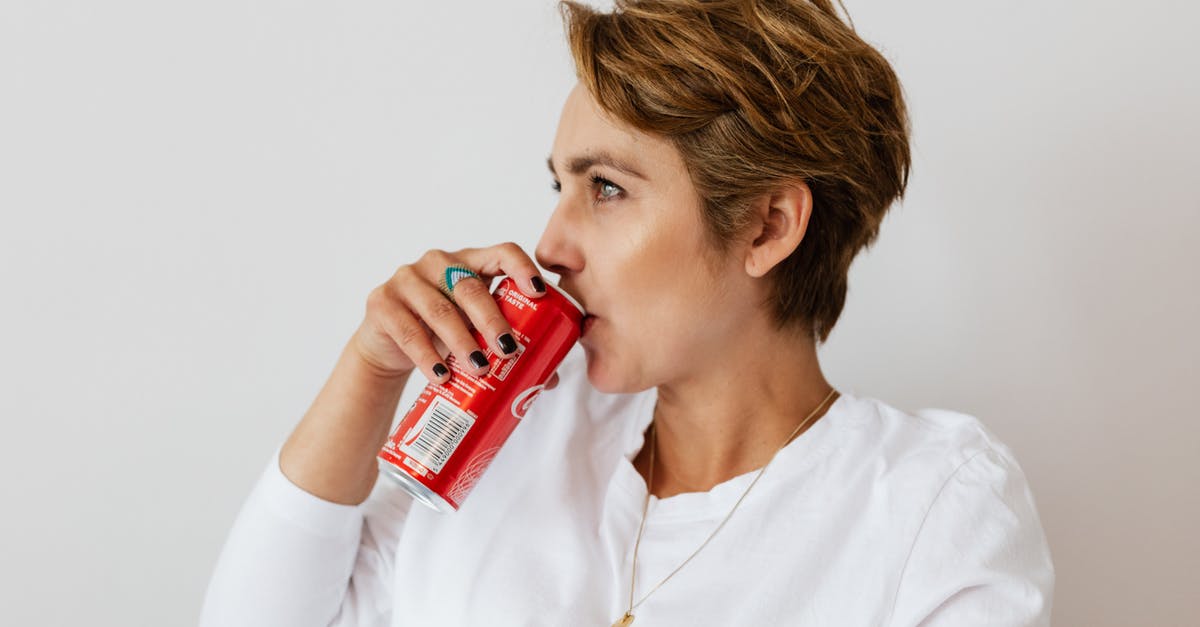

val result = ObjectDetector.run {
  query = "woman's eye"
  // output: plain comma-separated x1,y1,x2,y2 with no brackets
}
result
549,175,623,203
590,174,623,202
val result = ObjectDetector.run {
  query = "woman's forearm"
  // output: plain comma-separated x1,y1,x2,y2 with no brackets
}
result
279,332,412,505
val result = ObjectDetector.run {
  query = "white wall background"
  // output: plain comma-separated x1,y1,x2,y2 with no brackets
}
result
1,1,1196,625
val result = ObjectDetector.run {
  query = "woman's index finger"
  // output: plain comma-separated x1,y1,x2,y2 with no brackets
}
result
456,242,547,298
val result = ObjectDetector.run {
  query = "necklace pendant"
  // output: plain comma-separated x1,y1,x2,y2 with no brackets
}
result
611,612,635,626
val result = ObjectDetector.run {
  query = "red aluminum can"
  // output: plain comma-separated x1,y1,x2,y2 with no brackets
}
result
377,275,585,513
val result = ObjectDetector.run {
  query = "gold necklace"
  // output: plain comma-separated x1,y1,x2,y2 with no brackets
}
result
611,387,839,627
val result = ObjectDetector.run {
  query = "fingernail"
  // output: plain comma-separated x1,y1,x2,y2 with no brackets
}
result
498,333,517,355
433,363,448,378
530,276,546,293
469,350,489,369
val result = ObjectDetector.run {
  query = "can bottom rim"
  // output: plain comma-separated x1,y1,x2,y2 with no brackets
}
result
377,459,458,514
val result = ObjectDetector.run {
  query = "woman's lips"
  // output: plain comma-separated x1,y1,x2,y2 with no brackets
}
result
582,315,598,336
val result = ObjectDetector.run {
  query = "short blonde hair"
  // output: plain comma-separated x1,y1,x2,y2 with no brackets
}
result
560,0,912,344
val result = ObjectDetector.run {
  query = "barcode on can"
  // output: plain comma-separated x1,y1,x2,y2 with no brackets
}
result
398,397,476,473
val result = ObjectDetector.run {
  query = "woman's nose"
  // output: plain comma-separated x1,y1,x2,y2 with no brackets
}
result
534,203,583,277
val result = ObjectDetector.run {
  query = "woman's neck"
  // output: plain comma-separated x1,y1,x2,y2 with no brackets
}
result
631,327,837,499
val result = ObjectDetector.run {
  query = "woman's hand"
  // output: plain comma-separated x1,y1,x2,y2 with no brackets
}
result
350,242,562,389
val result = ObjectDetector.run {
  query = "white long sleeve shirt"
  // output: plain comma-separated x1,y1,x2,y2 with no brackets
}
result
200,345,1055,626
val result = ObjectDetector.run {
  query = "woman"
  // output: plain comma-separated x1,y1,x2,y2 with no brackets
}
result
201,1,1054,625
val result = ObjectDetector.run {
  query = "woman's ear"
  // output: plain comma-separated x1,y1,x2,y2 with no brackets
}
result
744,180,813,278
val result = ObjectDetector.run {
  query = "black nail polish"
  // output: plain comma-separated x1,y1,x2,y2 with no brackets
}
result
498,333,517,355
432,362,448,378
530,276,546,293
469,350,489,369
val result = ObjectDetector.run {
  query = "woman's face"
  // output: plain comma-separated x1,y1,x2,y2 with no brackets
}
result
536,84,752,394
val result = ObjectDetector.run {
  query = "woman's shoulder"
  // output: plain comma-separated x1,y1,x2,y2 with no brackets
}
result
834,391,1033,497
837,393,1055,622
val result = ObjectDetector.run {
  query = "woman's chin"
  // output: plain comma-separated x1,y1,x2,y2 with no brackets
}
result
584,349,640,395
583,348,614,392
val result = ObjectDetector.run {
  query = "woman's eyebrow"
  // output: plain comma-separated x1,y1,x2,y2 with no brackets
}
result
546,152,648,181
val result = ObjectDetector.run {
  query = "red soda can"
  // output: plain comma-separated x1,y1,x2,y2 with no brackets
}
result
377,275,585,513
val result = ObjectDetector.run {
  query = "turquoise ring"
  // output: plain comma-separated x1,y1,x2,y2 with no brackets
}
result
439,264,481,302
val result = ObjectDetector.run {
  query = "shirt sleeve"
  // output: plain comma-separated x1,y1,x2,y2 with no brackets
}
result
199,442,415,627
886,446,1056,627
